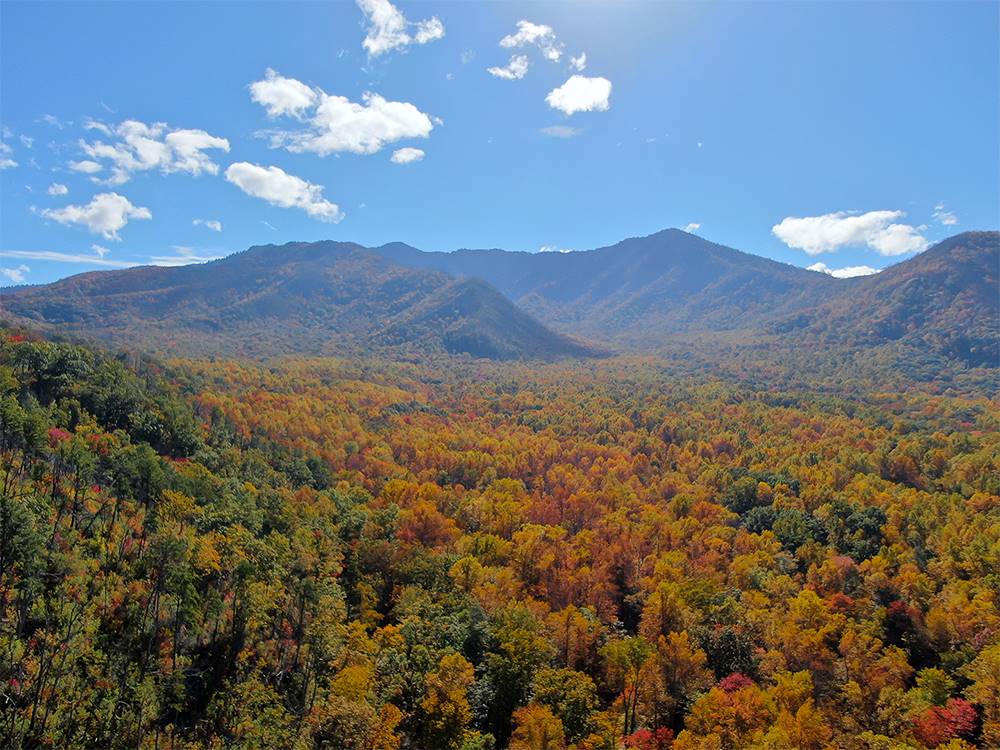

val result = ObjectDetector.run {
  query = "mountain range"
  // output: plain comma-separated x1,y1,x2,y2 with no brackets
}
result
1,229,997,366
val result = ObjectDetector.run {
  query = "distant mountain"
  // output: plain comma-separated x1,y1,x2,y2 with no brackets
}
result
1,229,996,367
377,229,998,366
0,242,600,360
375,229,838,342
771,231,999,367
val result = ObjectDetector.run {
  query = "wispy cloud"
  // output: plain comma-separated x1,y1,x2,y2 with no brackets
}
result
0,249,135,267
148,246,222,267
540,125,583,138
193,218,223,232
932,202,958,227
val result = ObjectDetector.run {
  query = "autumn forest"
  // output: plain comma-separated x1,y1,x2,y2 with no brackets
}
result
2,330,998,750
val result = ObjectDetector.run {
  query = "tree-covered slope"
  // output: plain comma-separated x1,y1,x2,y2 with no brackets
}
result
2,330,999,749
0,242,598,360
772,231,999,366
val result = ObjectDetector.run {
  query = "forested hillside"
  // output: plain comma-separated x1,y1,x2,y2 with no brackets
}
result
2,231,995,370
3,329,999,749
0,243,599,360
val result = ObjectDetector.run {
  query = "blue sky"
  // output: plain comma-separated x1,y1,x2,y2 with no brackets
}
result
1,0,997,286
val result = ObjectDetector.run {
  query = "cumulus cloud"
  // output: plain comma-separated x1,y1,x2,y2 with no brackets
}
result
390,147,424,164
357,0,444,57
47,183,69,196
69,159,103,174
540,125,582,138
1,265,30,284
78,119,230,185
225,162,343,222
37,192,152,240
807,262,881,279
500,20,563,61
772,210,929,256
545,75,612,115
487,55,530,80
933,202,958,227
683,223,701,233
250,69,318,118
250,71,435,156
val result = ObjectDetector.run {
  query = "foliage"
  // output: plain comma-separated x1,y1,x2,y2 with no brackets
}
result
1,331,998,748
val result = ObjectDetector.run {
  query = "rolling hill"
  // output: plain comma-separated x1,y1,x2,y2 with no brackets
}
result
375,229,839,342
770,230,999,367
0,241,600,360
1,229,996,367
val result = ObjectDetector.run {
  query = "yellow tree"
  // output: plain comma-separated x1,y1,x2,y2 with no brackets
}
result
510,703,567,750
420,652,475,750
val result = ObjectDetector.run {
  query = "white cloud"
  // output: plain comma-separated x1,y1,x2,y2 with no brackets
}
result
0,141,17,170
1,265,30,283
0,249,134,267
36,192,152,240
19,135,34,148
488,55,530,80
570,52,587,71
539,244,573,253
148,246,222,267
193,218,223,232
251,72,435,156
68,159,103,174
540,125,582,138
545,75,612,115
82,117,113,135
225,162,343,222
500,20,563,62
250,68,318,118
79,119,230,185
91,244,110,257
47,183,69,196
772,210,929,256
807,262,881,279
390,147,424,164
933,202,958,226
38,114,68,129
683,223,701,233
357,0,444,57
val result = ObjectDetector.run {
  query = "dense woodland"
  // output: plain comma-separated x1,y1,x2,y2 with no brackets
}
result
2,329,999,749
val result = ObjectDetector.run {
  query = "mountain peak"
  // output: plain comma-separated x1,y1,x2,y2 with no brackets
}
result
1,231,994,367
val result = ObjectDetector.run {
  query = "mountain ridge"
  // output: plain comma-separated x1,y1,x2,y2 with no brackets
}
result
1,229,996,367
